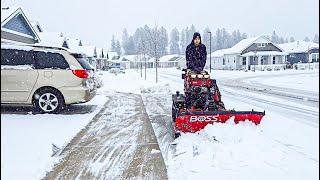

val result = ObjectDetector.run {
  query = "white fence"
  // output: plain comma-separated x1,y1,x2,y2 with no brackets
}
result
294,63,319,70
250,64,286,71
248,63,319,71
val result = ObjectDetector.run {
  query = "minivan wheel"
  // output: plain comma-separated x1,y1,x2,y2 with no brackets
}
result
34,88,65,114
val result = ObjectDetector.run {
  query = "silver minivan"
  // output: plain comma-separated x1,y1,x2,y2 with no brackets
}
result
1,44,97,113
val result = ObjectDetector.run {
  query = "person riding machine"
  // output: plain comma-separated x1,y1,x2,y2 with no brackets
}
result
171,32,265,138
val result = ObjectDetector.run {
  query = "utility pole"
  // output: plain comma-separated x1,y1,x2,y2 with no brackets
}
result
144,53,146,80
140,54,142,78
208,31,212,73
155,41,158,83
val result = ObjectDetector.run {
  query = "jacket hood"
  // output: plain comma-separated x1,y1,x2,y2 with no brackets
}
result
191,32,202,45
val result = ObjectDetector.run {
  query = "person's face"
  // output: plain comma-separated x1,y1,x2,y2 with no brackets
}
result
194,36,200,46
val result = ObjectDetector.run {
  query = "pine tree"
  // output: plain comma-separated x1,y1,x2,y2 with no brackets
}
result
122,28,129,55
115,40,122,56
202,27,211,53
159,26,168,56
169,28,180,54
127,36,136,55
111,35,116,52
304,37,310,42
313,34,319,43
289,37,295,42
180,29,186,54
271,30,279,43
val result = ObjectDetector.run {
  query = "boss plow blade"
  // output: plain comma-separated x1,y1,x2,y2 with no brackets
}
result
175,110,265,134
172,69,266,138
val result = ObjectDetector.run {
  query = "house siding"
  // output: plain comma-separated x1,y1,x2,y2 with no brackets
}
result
1,30,36,44
241,43,282,55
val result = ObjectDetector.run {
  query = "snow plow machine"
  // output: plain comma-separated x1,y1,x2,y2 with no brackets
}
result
172,69,265,138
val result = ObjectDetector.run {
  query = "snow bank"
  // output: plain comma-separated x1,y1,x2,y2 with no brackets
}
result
169,119,318,180
1,93,108,180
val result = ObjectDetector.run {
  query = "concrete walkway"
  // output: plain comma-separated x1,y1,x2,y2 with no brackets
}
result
44,93,167,180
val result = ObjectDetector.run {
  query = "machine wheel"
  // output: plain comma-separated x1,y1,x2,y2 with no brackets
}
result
172,102,178,122
174,132,181,139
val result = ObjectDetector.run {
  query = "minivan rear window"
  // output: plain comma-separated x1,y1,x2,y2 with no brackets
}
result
34,51,69,69
1,49,34,66
76,57,94,70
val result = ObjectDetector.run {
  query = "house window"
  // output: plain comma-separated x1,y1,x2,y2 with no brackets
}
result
273,56,276,64
311,53,319,62
257,43,266,48
242,57,246,65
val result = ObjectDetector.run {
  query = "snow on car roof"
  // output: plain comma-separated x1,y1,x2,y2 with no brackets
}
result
1,6,19,22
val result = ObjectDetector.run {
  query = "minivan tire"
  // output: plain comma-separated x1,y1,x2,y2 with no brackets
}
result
34,88,65,114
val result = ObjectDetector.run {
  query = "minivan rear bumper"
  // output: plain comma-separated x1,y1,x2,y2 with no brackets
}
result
60,86,97,104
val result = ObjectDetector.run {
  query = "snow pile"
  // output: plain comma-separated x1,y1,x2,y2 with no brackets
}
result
140,83,171,94
168,119,318,180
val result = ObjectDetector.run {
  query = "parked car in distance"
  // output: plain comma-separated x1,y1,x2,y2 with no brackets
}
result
1,44,97,113
120,67,125,73
109,63,121,74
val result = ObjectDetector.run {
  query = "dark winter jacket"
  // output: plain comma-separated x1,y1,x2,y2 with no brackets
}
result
186,32,207,73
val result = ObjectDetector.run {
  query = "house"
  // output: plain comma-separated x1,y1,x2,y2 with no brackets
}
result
36,32,69,48
95,48,107,70
117,54,152,69
278,41,319,64
206,36,287,71
1,6,40,44
158,54,184,68
106,51,120,60
69,45,97,68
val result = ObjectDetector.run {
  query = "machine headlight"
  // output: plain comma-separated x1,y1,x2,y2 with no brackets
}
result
191,74,197,78
197,74,203,78
204,74,210,78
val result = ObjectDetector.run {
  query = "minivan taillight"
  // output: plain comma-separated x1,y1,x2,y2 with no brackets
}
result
72,69,89,78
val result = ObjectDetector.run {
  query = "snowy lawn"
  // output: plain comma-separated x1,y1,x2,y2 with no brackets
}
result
1,87,107,180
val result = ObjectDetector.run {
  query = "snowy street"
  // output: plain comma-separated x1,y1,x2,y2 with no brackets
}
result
2,68,318,179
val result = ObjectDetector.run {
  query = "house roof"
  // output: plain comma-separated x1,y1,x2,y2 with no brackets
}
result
70,46,96,57
209,35,284,57
118,54,152,62
96,48,104,58
1,6,19,23
36,32,66,48
29,20,43,32
66,37,82,50
209,48,231,58
159,54,182,62
1,6,40,41
278,41,319,53
107,51,119,59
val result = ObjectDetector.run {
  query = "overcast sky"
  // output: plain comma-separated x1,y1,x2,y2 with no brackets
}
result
4,0,319,50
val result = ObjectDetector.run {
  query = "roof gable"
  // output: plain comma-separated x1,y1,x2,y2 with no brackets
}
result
1,7,39,41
